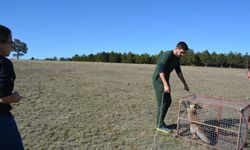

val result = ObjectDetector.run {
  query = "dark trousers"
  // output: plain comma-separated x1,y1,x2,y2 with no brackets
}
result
153,78,172,128
0,113,24,150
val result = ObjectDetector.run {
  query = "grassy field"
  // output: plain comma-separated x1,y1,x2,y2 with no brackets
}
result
10,60,250,150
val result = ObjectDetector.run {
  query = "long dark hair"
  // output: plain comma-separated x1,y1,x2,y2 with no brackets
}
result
0,24,11,43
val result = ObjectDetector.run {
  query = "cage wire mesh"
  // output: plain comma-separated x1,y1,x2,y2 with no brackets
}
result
176,94,250,150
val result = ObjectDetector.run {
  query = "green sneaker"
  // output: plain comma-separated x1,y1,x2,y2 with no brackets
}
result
156,125,173,134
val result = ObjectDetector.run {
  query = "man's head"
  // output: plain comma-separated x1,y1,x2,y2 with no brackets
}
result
174,41,189,57
0,25,12,56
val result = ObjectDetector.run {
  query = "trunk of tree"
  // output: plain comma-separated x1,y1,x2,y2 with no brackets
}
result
16,51,20,59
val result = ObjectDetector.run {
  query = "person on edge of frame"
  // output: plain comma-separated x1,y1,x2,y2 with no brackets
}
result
152,41,190,133
247,68,250,79
0,24,24,149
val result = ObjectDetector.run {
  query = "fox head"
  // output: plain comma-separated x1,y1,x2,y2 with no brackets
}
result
186,101,202,109
186,101,202,114
189,103,202,110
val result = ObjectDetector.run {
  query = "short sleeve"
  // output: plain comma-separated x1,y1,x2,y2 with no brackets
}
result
158,52,171,73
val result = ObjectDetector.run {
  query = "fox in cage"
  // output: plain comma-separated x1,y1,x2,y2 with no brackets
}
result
176,95,250,150
186,101,210,144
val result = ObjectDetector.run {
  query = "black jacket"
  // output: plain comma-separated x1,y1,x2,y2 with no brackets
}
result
0,56,15,112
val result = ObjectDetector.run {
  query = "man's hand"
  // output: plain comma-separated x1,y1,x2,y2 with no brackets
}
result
184,84,189,92
12,92,23,103
164,85,171,93
0,92,23,104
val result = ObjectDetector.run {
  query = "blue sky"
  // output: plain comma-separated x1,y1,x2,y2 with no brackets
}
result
1,0,250,59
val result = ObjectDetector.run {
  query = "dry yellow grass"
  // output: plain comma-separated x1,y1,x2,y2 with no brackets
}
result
10,60,250,150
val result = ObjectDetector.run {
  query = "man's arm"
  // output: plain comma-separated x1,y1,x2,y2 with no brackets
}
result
177,72,189,91
158,52,171,93
0,60,22,104
0,92,23,104
159,73,170,93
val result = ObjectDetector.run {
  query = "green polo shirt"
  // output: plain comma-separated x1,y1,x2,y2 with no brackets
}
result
152,50,182,82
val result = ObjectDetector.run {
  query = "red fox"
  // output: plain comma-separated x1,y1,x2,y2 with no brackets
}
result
186,102,210,144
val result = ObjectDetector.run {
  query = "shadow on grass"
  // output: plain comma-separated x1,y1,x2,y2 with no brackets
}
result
167,124,177,130
204,118,240,146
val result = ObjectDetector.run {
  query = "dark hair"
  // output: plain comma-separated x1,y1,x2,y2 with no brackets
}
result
176,41,189,51
0,24,11,43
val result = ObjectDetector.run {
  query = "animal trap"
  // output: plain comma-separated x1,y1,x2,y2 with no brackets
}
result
176,94,250,150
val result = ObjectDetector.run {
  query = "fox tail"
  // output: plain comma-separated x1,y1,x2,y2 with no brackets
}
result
197,130,210,144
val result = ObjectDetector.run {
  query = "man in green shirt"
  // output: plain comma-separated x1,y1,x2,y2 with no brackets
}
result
152,41,189,133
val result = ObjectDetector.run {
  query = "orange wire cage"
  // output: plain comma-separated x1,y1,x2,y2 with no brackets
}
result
176,94,250,150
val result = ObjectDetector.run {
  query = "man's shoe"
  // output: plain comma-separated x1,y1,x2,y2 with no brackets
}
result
156,126,173,134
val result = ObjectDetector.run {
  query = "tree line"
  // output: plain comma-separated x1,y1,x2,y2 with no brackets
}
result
42,50,250,68
8,38,250,69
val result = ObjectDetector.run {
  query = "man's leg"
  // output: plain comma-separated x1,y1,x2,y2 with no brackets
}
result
160,92,172,126
153,81,172,133
153,81,164,128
